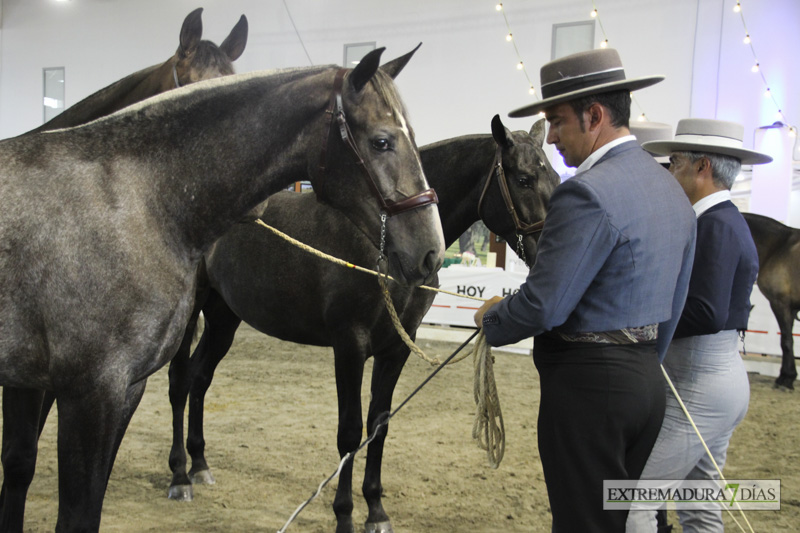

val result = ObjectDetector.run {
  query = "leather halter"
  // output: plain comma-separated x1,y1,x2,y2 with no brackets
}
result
317,69,438,217
477,145,545,237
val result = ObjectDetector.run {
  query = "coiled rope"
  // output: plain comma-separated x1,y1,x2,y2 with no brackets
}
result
472,331,505,468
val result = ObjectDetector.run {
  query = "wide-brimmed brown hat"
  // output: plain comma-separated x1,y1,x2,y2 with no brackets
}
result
508,48,664,118
642,118,773,165
630,121,672,164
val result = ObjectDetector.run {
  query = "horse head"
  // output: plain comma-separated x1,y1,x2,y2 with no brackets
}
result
172,8,248,87
310,45,445,286
481,115,559,266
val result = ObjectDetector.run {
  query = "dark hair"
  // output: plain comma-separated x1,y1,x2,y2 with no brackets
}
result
568,90,631,131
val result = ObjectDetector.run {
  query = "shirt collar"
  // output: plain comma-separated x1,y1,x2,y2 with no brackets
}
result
575,135,636,174
693,189,731,218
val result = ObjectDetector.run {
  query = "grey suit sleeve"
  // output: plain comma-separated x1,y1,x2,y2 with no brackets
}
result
482,179,615,346
656,222,697,361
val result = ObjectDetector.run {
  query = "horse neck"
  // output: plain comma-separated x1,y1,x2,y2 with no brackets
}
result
420,135,495,247
81,69,331,255
746,215,791,264
29,63,169,134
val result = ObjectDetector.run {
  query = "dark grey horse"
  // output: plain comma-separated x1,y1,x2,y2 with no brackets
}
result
1,5,248,522
0,47,444,532
29,7,248,134
743,213,800,390
166,116,558,533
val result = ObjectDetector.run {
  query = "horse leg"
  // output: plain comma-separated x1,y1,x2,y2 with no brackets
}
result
331,335,369,533
0,387,45,532
186,291,241,485
362,342,410,533
167,291,208,501
38,391,57,436
771,301,798,390
53,379,144,533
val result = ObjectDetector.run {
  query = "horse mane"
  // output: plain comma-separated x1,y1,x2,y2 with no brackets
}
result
370,69,408,122
39,65,333,136
29,64,163,134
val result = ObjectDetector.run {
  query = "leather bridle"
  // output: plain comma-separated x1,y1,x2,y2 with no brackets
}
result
317,69,438,217
477,144,545,265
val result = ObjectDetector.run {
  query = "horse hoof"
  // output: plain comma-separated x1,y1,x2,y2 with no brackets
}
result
774,383,794,393
168,484,194,501
364,521,394,533
190,469,216,485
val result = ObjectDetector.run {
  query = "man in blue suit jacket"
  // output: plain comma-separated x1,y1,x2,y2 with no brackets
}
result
474,49,696,532
626,119,770,533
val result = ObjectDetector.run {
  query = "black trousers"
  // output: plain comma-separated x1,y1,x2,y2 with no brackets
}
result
533,335,665,533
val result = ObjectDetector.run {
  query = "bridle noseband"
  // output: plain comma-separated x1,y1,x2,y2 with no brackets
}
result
477,144,545,266
317,69,438,218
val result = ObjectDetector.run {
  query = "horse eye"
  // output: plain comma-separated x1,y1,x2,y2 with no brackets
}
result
516,175,533,187
371,138,391,152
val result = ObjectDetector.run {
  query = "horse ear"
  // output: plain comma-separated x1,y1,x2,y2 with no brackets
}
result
530,118,546,147
179,8,203,58
349,47,385,93
220,15,248,62
380,43,422,79
491,114,512,149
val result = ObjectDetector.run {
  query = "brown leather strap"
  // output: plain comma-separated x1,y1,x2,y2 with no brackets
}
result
477,145,545,236
317,68,437,217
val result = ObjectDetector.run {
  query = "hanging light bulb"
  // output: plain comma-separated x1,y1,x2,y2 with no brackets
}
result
529,86,536,95
637,114,646,122
764,88,771,98
496,3,503,11
517,61,524,70
591,9,598,18
506,33,513,42
743,34,751,44
733,2,741,13
751,62,760,72
600,39,609,49
789,127,797,138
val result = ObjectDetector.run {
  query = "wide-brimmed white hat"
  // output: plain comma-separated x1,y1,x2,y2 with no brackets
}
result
642,118,773,165
630,122,672,164
508,48,664,118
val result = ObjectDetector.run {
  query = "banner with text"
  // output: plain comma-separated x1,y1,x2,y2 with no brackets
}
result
422,266,528,328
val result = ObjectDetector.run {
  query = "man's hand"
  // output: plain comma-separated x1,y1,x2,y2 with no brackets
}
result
473,295,505,327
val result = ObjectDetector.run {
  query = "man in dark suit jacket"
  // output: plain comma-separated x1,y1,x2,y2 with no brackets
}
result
626,119,770,533
473,49,697,532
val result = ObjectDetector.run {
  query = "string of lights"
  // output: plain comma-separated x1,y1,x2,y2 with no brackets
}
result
589,1,649,122
495,3,539,98
495,2,649,121
496,1,793,136
733,1,796,137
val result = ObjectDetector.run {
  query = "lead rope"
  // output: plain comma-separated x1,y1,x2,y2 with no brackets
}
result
372,212,504,463
276,329,480,533
257,218,755,530
659,365,754,533
262,217,504,531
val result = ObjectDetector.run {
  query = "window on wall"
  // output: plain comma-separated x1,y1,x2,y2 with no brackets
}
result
343,42,376,67
551,21,595,60
43,67,65,122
